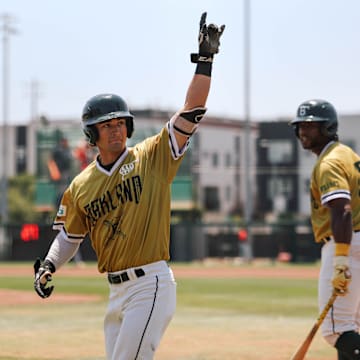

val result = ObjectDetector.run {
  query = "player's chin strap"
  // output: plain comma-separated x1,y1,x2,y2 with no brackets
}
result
170,107,207,137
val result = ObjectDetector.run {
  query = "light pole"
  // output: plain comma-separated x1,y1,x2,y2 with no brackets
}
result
0,13,17,224
243,0,253,260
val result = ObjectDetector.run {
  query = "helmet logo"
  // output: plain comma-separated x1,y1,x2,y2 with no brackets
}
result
299,105,310,117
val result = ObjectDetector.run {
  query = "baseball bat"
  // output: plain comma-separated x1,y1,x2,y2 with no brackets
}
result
289,291,337,360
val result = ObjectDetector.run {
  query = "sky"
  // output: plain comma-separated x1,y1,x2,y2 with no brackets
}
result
1,0,360,124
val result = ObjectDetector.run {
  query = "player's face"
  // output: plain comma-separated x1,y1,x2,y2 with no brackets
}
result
95,118,127,159
297,122,328,155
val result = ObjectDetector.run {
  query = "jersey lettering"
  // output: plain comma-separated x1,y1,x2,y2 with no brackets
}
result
99,191,117,213
320,180,339,192
115,179,133,204
84,175,143,224
132,175,142,201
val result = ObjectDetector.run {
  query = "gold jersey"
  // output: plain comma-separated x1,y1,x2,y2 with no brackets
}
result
53,126,185,272
310,142,360,242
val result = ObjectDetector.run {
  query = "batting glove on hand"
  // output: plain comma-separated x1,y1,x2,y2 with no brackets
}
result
332,256,351,296
191,12,225,63
33,258,56,299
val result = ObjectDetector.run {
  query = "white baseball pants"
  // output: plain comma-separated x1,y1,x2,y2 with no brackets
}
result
104,261,176,360
319,232,360,346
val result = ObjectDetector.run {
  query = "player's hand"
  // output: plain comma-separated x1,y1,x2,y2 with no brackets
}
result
191,12,225,63
33,258,55,299
332,256,351,296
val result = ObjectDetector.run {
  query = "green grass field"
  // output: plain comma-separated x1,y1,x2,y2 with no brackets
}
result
0,261,336,360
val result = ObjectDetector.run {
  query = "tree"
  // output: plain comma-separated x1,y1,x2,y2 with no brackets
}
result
8,174,41,224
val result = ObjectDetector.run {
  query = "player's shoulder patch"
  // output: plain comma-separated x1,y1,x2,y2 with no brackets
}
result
57,205,67,217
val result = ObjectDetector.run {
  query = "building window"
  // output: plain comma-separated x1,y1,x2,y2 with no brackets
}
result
16,126,27,174
235,136,241,153
225,186,231,202
266,177,293,213
16,147,27,173
204,186,220,211
212,153,219,167
225,153,231,167
266,140,294,164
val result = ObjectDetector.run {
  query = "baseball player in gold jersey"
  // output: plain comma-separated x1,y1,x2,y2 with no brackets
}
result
33,12,225,360
291,99,360,359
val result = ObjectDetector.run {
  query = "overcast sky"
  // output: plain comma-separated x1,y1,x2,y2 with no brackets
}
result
1,0,360,124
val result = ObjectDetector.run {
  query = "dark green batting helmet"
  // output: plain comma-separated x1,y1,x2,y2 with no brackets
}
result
82,94,134,145
291,99,338,138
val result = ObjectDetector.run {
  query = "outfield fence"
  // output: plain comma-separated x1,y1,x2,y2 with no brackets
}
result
0,221,321,263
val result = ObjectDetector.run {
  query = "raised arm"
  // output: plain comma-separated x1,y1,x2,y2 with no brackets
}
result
183,73,211,111
172,12,225,149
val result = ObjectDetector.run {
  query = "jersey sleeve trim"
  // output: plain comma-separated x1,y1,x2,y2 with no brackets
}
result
166,120,190,160
321,189,351,205
53,226,86,244
53,220,65,231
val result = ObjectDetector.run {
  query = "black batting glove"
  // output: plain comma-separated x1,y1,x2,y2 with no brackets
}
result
33,258,56,299
191,12,225,63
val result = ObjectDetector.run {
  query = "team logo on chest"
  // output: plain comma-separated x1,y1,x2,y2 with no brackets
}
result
119,159,139,180
103,217,126,246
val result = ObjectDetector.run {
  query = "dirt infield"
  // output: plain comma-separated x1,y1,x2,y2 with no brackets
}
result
0,289,102,305
0,259,320,279
172,260,319,279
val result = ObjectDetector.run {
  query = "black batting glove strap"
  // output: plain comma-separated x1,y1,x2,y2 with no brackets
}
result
191,12,225,65
190,53,213,64
33,258,56,299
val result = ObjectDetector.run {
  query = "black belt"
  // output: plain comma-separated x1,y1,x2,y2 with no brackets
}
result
322,229,360,244
108,268,145,284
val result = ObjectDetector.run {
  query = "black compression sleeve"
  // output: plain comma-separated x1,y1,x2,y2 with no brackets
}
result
195,62,212,77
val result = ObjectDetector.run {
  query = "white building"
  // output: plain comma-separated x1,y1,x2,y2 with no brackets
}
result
1,111,359,222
